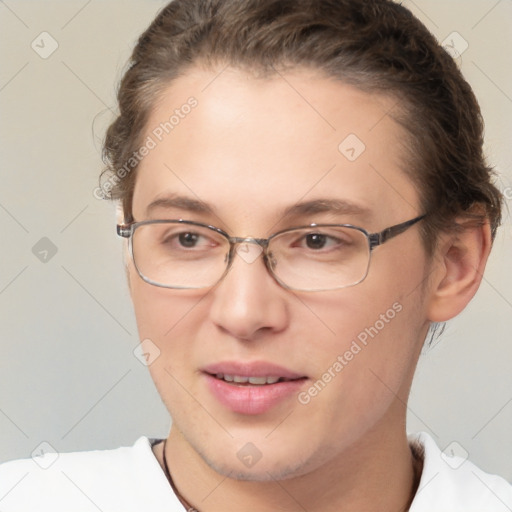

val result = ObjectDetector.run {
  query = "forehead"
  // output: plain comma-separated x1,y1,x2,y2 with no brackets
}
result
132,66,420,230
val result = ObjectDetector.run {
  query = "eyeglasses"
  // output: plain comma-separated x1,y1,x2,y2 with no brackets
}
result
117,214,426,292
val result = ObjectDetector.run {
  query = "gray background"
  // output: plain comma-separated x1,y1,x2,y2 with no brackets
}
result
1,0,511,481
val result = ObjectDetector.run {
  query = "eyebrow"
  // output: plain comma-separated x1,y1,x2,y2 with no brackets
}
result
145,194,371,221
146,195,214,216
280,199,371,219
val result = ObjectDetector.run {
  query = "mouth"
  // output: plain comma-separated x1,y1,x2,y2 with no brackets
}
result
209,373,303,386
201,361,308,415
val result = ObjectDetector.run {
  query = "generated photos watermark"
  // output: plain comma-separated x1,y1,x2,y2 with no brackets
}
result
298,301,403,405
94,97,198,200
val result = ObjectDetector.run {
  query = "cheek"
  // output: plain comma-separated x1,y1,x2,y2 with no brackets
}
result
295,259,426,412
131,283,203,340
128,265,209,377
129,275,206,400
291,296,421,456
299,293,410,374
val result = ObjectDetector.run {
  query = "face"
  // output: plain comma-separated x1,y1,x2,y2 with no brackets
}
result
128,66,431,480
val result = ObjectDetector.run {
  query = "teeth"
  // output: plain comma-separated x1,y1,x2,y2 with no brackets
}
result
215,374,282,385
248,376,268,385
259,376,280,384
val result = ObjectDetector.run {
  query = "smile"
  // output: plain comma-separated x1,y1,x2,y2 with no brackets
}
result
202,362,308,415
213,374,295,385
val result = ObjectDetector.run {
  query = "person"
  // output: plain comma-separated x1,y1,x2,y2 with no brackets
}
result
1,0,511,510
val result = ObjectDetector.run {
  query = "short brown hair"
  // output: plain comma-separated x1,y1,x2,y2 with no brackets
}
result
101,0,502,253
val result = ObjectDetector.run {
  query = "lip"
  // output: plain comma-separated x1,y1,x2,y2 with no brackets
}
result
202,361,305,380
202,361,308,415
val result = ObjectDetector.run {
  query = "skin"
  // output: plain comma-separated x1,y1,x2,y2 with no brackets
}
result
124,67,491,511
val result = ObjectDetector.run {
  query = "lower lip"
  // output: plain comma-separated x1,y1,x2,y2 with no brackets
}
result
204,374,307,415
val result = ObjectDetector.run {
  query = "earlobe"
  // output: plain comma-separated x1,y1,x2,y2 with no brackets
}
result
427,219,492,322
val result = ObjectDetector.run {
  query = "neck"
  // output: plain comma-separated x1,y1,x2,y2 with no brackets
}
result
155,416,421,512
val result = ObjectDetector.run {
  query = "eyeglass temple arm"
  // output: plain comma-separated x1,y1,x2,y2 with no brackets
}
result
368,214,426,250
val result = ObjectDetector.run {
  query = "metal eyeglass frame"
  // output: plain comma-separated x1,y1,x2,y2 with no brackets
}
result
117,214,427,291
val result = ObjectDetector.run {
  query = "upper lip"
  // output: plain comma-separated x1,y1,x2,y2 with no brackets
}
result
202,361,306,380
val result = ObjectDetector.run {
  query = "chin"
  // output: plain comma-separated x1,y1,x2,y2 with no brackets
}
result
202,453,311,482
183,429,328,482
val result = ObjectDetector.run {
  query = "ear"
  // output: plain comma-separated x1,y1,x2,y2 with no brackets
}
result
427,218,492,322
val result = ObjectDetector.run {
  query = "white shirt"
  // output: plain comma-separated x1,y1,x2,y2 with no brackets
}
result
0,432,510,511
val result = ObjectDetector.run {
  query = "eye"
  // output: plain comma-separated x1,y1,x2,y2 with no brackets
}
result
304,233,332,250
177,232,202,248
300,232,345,251
161,229,217,250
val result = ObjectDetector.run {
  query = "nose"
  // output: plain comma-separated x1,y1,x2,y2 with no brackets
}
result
208,242,289,340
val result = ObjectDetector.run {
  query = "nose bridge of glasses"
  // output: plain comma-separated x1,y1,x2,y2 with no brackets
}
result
228,237,268,265
228,236,269,246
